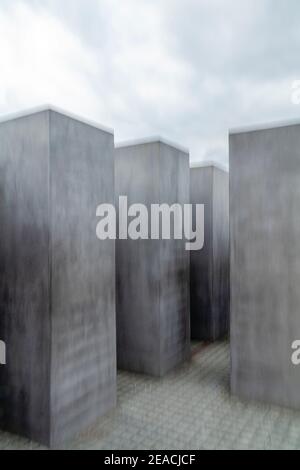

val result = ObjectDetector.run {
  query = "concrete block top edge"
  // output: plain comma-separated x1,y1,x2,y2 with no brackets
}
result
0,104,114,135
115,136,189,155
229,117,300,135
190,161,229,173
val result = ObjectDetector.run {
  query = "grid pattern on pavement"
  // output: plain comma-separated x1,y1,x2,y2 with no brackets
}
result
1,341,300,450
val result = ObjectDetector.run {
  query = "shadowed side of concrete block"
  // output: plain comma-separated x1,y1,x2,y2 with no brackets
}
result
159,143,190,375
0,111,51,444
190,165,229,341
212,167,229,340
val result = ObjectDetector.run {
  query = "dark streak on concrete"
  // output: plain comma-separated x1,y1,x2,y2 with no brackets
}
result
190,166,229,341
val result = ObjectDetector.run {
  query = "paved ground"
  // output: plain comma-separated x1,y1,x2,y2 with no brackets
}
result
1,341,300,450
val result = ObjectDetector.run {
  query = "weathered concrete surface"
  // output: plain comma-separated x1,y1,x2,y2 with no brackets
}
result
115,140,190,376
0,108,116,446
190,165,229,341
230,123,300,409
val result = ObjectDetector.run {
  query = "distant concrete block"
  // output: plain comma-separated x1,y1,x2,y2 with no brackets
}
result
190,164,229,341
115,139,190,377
0,107,116,446
230,121,300,409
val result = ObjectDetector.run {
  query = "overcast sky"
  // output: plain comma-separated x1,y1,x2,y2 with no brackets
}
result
1,0,300,167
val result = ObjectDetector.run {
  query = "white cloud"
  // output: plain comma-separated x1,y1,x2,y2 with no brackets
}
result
0,2,102,118
1,0,300,168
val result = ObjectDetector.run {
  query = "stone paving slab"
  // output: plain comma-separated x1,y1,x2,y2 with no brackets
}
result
1,342,300,450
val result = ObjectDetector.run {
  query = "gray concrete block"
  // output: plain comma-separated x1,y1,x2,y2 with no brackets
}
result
0,107,116,446
190,164,229,341
115,139,190,377
230,121,300,409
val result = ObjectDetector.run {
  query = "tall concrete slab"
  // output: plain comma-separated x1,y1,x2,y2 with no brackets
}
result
0,106,116,446
115,139,190,377
190,164,229,341
230,121,300,409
